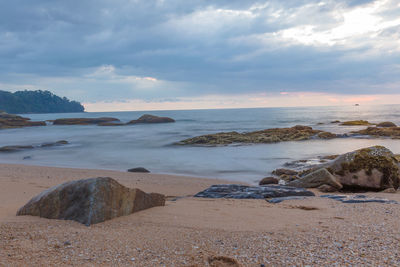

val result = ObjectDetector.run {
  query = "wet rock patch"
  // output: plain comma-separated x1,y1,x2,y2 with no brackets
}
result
194,184,315,199
320,195,398,204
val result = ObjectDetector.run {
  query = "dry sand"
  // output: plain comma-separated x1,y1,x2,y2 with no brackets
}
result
1,164,400,266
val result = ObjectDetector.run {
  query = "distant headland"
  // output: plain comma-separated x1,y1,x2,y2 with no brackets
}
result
0,90,84,114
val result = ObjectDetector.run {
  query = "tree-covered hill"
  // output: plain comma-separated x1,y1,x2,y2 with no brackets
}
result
0,90,85,114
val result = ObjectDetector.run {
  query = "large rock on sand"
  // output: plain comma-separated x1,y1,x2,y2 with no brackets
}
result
128,114,175,124
326,146,400,191
287,168,342,190
17,177,165,225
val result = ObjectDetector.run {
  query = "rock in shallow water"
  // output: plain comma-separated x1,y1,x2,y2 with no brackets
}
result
177,125,337,145
128,114,175,124
52,117,120,125
194,184,315,199
127,167,150,173
17,177,165,225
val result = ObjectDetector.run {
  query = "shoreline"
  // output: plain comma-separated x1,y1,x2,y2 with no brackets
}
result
1,163,400,266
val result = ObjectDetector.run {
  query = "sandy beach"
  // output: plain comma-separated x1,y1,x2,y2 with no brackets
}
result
0,164,399,266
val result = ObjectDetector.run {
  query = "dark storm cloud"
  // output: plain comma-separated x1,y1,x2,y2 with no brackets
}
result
0,0,399,102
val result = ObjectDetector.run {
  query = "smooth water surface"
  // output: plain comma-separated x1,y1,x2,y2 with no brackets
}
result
0,105,399,184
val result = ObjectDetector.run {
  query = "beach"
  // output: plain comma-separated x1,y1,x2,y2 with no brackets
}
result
1,164,400,266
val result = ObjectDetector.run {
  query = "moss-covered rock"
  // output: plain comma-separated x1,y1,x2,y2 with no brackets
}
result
53,117,120,125
177,125,337,145
340,120,372,126
377,121,397,128
325,146,400,191
352,126,400,139
128,114,175,124
0,112,46,129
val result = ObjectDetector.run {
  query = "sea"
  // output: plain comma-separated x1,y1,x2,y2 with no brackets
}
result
1,105,400,184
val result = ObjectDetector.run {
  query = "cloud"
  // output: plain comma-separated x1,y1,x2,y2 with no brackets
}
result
0,0,399,105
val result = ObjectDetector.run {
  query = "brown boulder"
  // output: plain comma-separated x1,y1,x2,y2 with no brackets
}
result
377,121,397,128
17,177,165,225
259,177,279,185
128,114,175,124
326,146,400,191
53,117,120,125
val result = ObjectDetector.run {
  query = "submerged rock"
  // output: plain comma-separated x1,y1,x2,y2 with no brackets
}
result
0,140,69,152
325,146,400,191
0,112,46,129
0,145,34,152
259,177,279,185
177,125,337,145
340,120,372,126
40,140,69,147
287,168,342,190
17,177,165,225
352,126,400,139
128,114,175,124
53,117,120,125
194,184,315,199
127,167,150,173
98,122,125,126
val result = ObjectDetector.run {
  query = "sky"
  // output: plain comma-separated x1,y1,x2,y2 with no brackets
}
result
1,0,399,111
